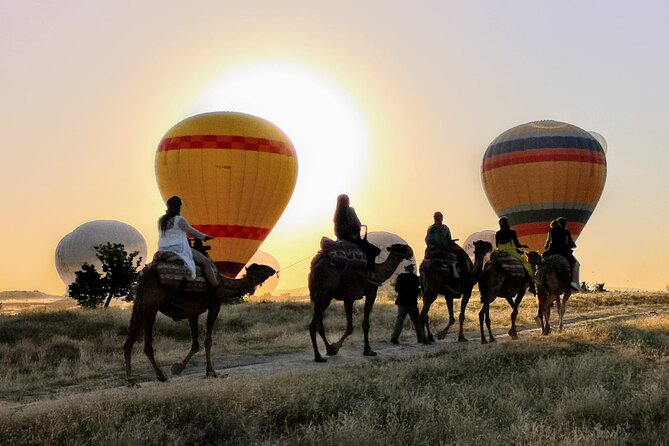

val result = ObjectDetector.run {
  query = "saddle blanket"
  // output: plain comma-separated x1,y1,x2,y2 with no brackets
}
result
488,251,526,278
419,253,457,276
152,251,208,292
536,254,571,284
311,237,368,271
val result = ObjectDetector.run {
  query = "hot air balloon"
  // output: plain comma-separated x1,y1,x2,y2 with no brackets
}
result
55,220,147,288
481,120,607,252
463,230,496,260
155,112,298,277
239,250,280,296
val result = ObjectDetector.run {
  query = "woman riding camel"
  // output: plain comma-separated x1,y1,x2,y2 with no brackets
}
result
495,216,535,294
158,195,219,287
333,194,381,282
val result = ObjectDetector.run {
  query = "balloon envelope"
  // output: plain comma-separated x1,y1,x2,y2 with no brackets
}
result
463,230,496,259
155,112,298,277
239,250,280,295
481,120,607,251
588,131,608,154
55,220,147,288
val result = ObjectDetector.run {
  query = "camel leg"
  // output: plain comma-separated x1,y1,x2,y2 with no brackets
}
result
535,291,546,332
436,297,456,340
508,294,523,340
309,305,327,363
362,291,377,356
123,311,143,387
457,291,472,342
558,291,571,332
485,304,495,343
542,298,553,335
478,302,488,344
419,298,435,344
171,317,201,376
143,315,167,382
535,305,543,328
204,306,221,377
330,300,354,355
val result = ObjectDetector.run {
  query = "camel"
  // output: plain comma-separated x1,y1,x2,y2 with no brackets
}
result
308,242,414,362
477,251,537,343
123,263,276,386
419,240,493,343
528,252,572,335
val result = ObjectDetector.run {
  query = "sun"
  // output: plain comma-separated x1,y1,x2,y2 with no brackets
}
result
187,60,369,232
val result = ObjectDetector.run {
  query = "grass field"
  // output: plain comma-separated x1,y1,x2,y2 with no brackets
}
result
1,290,668,445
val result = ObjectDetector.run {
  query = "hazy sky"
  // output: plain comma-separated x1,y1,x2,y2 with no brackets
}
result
2,1,668,294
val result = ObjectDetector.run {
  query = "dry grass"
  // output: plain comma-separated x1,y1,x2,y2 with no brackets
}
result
1,312,668,445
1,290,668,402
1,290,668,445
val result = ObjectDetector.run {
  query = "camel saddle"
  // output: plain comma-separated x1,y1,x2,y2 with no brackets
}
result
536,254,571,284
419,249,458,276
151,251,208,292
311,237,368,271
488,251,526,278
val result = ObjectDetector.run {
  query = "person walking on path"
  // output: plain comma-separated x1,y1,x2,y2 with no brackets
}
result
390,261,423,344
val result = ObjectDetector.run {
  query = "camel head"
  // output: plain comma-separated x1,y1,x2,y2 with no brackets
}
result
473,240,493,257
387,243,414,260
526,251,542,266
244,263,277,285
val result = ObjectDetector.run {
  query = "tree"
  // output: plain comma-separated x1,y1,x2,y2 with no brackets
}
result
68,243,142,309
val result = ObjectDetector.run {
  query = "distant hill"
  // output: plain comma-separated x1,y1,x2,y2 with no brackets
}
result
0,291,71,315
0,290,64,300
273,287,309,297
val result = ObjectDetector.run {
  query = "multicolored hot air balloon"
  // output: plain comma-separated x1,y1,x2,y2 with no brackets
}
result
481,120,607,251
155,112,298,277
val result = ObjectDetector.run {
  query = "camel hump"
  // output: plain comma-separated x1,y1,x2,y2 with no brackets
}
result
152,252,208,293
320,236,337,250
313,238,367,271
488,251,526,277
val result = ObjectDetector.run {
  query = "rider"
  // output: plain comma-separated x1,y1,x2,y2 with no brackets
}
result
158,195,219,287
333,194,381,282
425,211,468,279
495,216,535,294
543,218,581,291
557,217,581,291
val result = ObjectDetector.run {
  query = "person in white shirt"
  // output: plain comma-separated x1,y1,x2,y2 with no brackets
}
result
157,196,219,286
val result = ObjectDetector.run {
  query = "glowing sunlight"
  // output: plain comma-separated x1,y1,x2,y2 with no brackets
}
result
187,60,370,231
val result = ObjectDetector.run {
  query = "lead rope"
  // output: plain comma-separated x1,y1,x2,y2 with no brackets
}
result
275,253,316,276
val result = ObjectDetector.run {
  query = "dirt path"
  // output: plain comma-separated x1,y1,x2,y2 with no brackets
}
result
2,308,666,411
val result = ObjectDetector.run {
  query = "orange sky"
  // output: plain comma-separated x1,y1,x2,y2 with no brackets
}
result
2,1,668,294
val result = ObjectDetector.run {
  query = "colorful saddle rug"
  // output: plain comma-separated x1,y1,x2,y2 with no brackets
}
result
488,251,526,278
151,251,208,292
311,237,368,271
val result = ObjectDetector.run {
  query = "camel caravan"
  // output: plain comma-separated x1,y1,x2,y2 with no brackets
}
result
124,194,581,384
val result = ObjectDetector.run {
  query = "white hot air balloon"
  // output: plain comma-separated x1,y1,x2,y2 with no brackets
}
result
463,230,496,261
367,231,416,293
239,250,280,296
55,220,147,289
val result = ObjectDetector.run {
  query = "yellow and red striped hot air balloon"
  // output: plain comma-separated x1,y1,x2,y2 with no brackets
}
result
155,112,298,277
481,120,607,251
